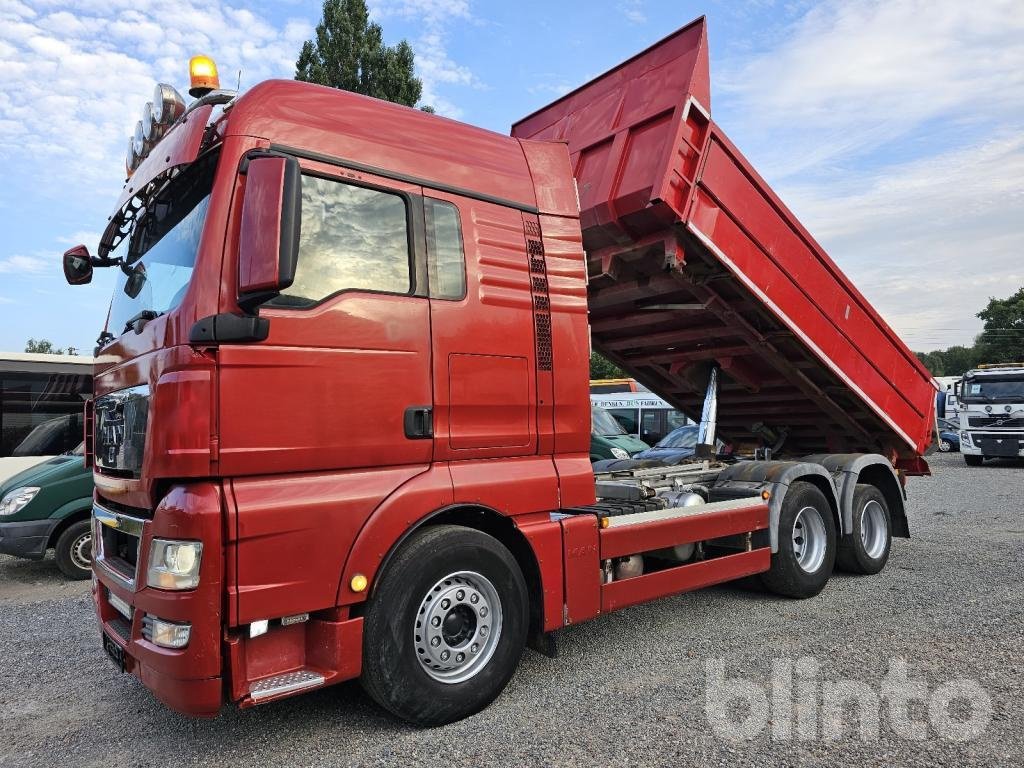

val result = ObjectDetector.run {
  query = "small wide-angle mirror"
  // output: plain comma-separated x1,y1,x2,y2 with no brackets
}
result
63,245,93,285
124,262,147,299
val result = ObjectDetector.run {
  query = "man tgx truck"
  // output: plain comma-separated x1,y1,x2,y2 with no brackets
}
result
952,364,1024,465
64,20,937,725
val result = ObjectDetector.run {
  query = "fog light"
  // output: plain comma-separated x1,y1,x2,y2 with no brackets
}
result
142,615,191,649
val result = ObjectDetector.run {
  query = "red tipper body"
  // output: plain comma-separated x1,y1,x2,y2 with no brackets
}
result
513,17,936,471
86,16,933,721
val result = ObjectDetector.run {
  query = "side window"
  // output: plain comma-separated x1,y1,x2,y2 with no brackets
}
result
425,198,465,300
609,408,639,435
276,175,411,306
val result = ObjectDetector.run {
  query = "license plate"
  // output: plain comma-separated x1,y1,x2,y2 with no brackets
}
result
102,631,125,672
980,438,1019,457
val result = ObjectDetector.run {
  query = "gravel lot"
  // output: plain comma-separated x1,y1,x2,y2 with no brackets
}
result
1,452,1021,767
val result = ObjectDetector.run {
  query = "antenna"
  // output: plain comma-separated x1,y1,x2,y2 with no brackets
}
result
237,69,242,91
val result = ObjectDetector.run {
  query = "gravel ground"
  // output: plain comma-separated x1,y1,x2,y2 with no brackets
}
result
1,452,1022,767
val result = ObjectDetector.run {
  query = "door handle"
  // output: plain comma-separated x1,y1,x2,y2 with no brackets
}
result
404,406,433,439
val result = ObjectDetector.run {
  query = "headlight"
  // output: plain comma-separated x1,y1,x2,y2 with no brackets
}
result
611,447,630,459
0,487,40,516
147,539,203,590
960,431,972,445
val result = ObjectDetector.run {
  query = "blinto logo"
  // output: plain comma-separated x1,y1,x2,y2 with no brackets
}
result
705,657,992,742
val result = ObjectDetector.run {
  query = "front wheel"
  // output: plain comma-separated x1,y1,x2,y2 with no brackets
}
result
938,439,952,452
761,482,836,599
836,484,891,575
54,519,92,580
964,454,984,466
360,525,528,726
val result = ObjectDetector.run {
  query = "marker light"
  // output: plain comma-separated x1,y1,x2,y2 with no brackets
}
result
189,54,220,97
350,574,368,593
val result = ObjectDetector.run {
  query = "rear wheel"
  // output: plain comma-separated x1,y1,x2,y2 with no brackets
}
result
836,484,891,575
360,525,528,726
761,482,836,599
964,454,984,466
54,519,92,580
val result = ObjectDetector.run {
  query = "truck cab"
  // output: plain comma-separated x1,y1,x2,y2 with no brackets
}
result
955,364,1024,464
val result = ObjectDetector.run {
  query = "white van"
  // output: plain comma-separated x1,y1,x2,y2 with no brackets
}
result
589,392,691,446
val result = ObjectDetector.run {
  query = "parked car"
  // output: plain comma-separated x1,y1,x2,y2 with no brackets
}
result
937,418,961,453
0,443,94,579
632,425,703,465
591,406,649,461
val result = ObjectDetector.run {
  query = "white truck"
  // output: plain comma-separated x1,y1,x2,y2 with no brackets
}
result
953,364,1024,465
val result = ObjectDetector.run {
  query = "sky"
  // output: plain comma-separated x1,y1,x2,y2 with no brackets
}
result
0,0,1021,355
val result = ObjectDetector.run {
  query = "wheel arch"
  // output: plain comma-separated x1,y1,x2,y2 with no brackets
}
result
362,504,547,639
711,460,840,551
803,453,908,539
45,503,93,550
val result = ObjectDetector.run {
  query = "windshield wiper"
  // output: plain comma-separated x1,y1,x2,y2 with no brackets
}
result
123,309,161,334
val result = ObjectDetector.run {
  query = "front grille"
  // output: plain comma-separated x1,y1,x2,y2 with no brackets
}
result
108,616,131,642
967,416,1024,428
101,525,140,581
94,385,150,479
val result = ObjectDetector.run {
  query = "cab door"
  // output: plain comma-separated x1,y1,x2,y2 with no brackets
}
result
218,162,432,477
424,192,539,462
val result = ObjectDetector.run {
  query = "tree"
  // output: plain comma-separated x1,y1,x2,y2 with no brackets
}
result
25,338,65,355
295,0,426,109
975,287,1024,364
590,352,623,380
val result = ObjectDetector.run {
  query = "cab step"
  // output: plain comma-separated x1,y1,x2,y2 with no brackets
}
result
250,668,325,702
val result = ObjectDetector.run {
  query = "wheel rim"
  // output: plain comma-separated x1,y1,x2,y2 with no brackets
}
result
414,571,502,685
939,440,951,452
859,499,888,560
70,532,92,571
792,506,827,573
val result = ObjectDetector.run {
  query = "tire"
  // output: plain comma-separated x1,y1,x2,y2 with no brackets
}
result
360,525,528,726
964,455,984,466
836,484,891,575
761,482,836,599
938,440,951,453
54,519,92,580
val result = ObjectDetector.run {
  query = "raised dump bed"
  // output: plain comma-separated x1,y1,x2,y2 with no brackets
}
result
513,17,935,472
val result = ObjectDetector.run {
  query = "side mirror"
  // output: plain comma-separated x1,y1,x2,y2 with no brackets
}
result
63,245,93,285
238,155,301,308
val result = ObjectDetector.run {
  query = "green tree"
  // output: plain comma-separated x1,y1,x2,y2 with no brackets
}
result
24,338,65,355
590,352,623,380
295,0,426,109
975,287,1024,364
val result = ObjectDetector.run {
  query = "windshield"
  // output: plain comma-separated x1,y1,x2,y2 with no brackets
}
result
592,408,627,436
107,153,216,336
11,414,82,457
961,376,1024,404
657,426,699,449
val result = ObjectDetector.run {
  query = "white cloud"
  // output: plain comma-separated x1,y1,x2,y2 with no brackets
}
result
720,0,1024,177
0,1,309,199
715,0,1024,350
621,1,647,25
370,0,479,118
0,253,49,274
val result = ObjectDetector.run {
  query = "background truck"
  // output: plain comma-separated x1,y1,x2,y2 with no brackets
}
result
952,364,1024,464
65,18,936,726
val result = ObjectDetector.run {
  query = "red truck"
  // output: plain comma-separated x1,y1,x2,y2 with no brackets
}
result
64,19,936,725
